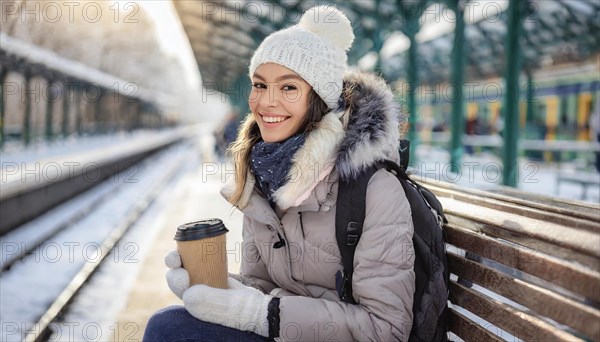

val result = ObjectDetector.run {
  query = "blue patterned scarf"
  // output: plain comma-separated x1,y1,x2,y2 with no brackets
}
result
250,134,306,206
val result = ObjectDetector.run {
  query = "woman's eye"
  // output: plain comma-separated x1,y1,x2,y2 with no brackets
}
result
282,85,297,91
252,83,266,89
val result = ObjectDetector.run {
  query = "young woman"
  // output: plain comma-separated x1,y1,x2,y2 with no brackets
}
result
144,5,415,341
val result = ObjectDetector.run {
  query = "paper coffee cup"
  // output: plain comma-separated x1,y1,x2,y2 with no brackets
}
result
174,219,229,289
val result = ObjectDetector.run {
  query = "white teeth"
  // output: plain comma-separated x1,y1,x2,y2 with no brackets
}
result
263,116,287,123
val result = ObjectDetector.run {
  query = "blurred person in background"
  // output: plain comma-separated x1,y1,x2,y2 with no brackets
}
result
213,108,240,159
590,99,600,173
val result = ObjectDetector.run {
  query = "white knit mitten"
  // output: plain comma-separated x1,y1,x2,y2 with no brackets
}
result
164,249,190,299
183,277,273,337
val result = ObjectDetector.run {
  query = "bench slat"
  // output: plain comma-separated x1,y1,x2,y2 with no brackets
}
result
441,198,600,259
448,253,600,340
447,214,599,272
425,183,599,233
445,224,600,302
448,308,503,342
449,281,584,341
422,179,600,223
492,186,600,215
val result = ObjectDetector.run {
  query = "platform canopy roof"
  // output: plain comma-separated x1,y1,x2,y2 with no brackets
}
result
173,0,600,90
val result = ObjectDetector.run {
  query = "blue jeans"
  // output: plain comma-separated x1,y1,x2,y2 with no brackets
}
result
143,306,266,342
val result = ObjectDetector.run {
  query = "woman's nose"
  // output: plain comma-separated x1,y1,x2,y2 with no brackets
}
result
259,87,279,107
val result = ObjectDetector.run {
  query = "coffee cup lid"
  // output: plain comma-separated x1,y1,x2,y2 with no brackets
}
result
174,219,229,241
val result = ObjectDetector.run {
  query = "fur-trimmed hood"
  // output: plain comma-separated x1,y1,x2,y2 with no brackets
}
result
222,70,402,210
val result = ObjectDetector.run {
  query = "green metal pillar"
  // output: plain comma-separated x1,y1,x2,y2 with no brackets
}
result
126,100,134,131
372,28,385,77
449,1,466,173
45,80,55,141
240,78,251,116
117,98,125,131
406,17,419,163
95,87,103,134
23,72,32,146
75,86,82,135
62,84,70,137
135,100,142,129
0,70,7,149
231,74,250,117
502,0,527,187
129,99,138,131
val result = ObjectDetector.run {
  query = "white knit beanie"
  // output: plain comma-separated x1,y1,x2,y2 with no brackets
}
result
249,6,355,110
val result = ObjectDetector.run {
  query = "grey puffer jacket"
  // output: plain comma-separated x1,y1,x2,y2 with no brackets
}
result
222,71,415,341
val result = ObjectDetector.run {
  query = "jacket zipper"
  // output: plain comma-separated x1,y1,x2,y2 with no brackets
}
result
298,212,306,239
273,231,286,248
267,222,284,288
270,222,286,249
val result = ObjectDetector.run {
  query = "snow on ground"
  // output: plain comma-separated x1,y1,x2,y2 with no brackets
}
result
0,141,193,341
0,127,197,171
0,165,126,270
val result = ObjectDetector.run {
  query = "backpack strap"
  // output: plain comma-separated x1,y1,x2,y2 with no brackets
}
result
380,158,448,226
335,164,379,304
399,139,410,172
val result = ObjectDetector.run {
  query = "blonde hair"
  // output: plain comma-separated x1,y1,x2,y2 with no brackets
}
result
226,115,261,206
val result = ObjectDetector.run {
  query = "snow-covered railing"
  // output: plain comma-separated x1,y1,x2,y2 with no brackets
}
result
0,32,175,108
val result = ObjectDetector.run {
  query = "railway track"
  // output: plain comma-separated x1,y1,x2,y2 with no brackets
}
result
0,128,192,235
0,136,196,342
1,174,128,273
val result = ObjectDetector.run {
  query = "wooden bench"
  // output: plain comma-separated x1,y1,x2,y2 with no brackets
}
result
420,180,600,341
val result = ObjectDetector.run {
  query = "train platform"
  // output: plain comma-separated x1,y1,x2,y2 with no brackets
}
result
113,154,244,341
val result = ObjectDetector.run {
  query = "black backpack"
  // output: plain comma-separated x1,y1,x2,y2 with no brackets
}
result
334,140,449,342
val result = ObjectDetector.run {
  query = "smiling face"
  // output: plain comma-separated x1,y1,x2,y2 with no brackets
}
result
249,63,312,143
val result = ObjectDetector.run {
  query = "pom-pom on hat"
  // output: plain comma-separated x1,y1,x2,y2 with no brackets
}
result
249,6,355,110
